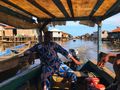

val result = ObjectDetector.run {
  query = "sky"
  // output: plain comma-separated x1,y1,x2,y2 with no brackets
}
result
48,13,120,36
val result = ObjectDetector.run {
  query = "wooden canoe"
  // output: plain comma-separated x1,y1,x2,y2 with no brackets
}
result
0,42,31,82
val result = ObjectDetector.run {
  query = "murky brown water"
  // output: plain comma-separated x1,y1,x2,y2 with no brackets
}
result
0,43,23,51
0,39,119,82
0,39,119,71
57,39,120,71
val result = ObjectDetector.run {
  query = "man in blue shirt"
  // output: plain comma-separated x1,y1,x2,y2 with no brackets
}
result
25,31,81,90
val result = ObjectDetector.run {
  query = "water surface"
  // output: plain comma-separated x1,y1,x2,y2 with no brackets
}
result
1,39,119,71
57,39,120,71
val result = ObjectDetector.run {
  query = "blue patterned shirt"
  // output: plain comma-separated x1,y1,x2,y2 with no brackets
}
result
28,42,69,69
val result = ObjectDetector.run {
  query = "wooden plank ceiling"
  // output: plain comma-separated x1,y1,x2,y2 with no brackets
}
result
0,0,120,29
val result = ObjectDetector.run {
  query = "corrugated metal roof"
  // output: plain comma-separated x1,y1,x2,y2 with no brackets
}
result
4,26,15,29
112,27,120,32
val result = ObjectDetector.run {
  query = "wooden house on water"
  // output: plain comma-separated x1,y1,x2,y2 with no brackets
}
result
0,25,37,43
108,27,120,42
50,29,72,41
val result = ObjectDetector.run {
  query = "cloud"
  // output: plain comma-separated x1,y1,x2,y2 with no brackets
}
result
103,13,120,26
66,21,80,26
65,13,120,27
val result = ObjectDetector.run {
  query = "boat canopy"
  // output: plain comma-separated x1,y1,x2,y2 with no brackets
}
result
0,0,120,28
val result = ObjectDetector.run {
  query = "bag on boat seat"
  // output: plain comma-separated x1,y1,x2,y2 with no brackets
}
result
52,74,71,89
52,74,64,82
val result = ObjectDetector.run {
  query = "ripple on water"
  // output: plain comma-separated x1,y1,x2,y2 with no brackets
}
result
58,39,117,71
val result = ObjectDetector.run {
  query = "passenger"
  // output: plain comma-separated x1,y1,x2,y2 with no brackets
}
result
24,31,81,90
97,52,120,90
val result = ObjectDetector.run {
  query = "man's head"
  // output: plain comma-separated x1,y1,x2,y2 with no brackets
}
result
44,31,53,43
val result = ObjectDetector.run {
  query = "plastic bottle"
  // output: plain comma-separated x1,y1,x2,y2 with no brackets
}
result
86,77,105,90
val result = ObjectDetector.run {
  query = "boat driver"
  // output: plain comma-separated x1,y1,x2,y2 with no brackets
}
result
24,31,81,90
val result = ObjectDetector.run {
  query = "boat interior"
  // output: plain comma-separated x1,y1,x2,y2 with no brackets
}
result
0,0,120,90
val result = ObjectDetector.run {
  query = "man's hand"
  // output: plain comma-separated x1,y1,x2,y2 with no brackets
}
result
18,53,24,58
75,61,81,65
68,54,81,65
97,55,109,67
24,50,32,56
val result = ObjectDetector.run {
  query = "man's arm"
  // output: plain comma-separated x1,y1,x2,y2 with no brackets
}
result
24,50,32,56
54,42,81,65
22,43,39,56
68,54,81,65
97,53,117,67
107,53,117,64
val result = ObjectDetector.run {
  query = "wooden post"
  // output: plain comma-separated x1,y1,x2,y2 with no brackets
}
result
38,30,43,43
2,30,4,41
97,21,102,62
13,28,17,46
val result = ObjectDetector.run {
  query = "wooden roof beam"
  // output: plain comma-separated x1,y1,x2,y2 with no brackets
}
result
2,0,40,19
36,16,101,22
90,0,104,17
104,0,120,16
101,0,120,20
67,0,74,18
27,0,56,18
102,7,120,20
0,12,39,29
53,0,70,18
0,5,35,23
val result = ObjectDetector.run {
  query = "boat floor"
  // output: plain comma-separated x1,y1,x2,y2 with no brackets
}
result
51,71,90,90
51,77,87,90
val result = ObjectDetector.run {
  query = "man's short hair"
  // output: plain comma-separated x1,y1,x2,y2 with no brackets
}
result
44,31,53,42
44,31,52,37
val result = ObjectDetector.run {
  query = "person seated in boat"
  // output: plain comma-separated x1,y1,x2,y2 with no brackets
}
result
97,52,120,90
24,31,81,90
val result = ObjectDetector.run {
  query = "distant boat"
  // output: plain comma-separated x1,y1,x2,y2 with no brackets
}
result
110,49,120,52
73,39,76,42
